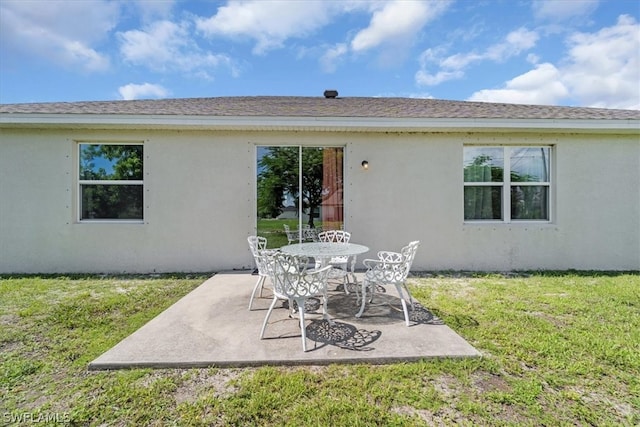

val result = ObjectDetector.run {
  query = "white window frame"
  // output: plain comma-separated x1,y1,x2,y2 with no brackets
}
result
464,145,552,223
77,142,144,223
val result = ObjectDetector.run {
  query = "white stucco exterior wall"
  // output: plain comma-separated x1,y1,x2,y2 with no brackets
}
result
1,127,638,273
0,129,256,273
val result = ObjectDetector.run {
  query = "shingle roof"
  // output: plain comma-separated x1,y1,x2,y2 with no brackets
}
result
1,96,639,120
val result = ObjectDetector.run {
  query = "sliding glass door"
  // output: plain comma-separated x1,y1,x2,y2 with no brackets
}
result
256,146,344,248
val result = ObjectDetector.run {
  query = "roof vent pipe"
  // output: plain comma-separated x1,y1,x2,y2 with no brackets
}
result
323,89,338,98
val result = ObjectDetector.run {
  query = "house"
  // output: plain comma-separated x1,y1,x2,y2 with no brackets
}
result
1,95,638,273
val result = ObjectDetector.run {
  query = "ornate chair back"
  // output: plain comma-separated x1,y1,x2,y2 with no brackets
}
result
283,224,299,244
247,236,269,274
317,230,351,244
270,253,330,299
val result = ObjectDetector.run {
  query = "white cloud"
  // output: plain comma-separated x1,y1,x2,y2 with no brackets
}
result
118,20,233,77
119,20,188,68
532,0,599,22
320,43,348,73
118,83,169,100
0,0,117,71
468,63,569,105
415,68,464,86
350,0,451,52
467,15,640,109
195,0,338,54
131,0,176,22
526,53,540,64
561,14,640,109
194,1,450,72
416,27,539,86
62,41,111,72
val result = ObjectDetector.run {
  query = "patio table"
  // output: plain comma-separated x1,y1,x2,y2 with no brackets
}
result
280,242,369,296
280,242,369,269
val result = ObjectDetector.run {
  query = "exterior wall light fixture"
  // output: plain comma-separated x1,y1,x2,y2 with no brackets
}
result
361,160,369,170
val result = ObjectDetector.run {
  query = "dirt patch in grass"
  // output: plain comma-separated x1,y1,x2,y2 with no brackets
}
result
391,405,447,425
472,372,511,393
0,313,20,325
0,340,21,353
174,369,243,404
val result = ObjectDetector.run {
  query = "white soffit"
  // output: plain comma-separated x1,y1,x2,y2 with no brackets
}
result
1,113,639,134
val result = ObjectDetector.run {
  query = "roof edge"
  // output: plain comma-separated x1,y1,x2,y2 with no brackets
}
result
1,114,639,134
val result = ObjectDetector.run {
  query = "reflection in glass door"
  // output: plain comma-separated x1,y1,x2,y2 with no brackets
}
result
256,146,344,248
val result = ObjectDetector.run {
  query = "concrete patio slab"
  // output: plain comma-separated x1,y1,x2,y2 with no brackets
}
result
89,272,480,370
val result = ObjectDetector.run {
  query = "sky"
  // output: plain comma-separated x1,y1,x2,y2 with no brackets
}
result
0,0,639,109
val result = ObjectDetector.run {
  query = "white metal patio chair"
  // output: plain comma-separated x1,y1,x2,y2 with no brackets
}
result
302,224,321,242
356,241,420,326
315,230,356,293
247,236,279,310
282,224,299,244
284,224,322,244
260,253,332,352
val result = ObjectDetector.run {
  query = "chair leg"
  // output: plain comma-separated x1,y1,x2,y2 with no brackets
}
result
352,277,360,300
351,266,361,301
369,280,376,303
321,292,334,325
400,298,410,327
258,276,267,298
355,279,369,318
345,256,357,295
348,270,358,294
248,275,266,310
395,283,414,326
342,271,349,295
287,297,296,318
297,300,307,352
402,282,415,305
260,296,279,339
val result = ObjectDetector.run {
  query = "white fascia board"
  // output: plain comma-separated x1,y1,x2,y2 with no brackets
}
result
1,113,639,134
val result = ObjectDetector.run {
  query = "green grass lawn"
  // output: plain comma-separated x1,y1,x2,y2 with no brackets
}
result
1,272,638,426
256,218,298,248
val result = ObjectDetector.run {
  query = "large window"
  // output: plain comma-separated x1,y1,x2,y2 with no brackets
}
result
78,143,144,221
464,146,551,222
256,146,344,247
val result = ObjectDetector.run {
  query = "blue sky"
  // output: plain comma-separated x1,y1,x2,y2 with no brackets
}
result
1,0,638,109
